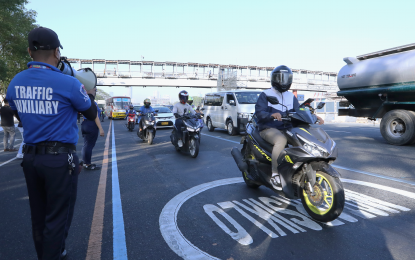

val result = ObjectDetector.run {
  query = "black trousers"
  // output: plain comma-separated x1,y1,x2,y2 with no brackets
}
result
175,119,184,139
81,120,99,165
22,152,79,260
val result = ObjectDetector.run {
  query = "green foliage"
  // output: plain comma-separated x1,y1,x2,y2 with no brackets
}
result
96,88,111,101
192,96,204,107
0,0,37,96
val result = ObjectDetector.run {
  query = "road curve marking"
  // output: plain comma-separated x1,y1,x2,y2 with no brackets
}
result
160,177,415,259
159,177,242,260
86,121,112,260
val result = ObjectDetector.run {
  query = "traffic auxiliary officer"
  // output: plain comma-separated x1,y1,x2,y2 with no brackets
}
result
6,27,98,260
82,99,104,170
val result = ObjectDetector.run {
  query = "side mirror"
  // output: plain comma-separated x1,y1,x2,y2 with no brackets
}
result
229,100,236,105
266,95,280,105
317,102,325,109
184,108,187,114
155,110,159,113
201,107,205,111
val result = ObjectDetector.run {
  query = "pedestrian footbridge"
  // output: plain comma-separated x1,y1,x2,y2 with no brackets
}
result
68,58,339,92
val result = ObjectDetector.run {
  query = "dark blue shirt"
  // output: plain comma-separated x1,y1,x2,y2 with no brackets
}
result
255,91,300,131
5,61,91,145
138,106,155,121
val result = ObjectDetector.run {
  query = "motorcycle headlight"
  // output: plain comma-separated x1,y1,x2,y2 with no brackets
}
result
297,134,329,157
187,127,195,132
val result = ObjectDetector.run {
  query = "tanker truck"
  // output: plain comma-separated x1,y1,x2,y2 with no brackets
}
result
337,43,415,146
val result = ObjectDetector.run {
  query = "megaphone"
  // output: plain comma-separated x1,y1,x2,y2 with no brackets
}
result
57,57,97,91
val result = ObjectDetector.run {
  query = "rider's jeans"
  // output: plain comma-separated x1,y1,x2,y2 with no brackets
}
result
259,128,287,173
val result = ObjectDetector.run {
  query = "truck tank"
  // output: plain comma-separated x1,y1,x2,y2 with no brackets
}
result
337,44,415,116
337,43,415,146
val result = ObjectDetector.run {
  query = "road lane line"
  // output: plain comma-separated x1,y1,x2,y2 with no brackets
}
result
86,121,112,260
0,157,17,167
203,133,415,186
334,165,415,186
112,122,128,259
202,133,240,144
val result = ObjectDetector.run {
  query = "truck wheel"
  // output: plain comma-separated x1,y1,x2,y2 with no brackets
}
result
380,109,415,146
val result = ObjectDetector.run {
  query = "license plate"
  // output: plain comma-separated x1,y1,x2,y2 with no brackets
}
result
161,122,169,125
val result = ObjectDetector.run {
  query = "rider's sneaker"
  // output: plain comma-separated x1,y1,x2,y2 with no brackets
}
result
271,173,282,190
178,140,183,147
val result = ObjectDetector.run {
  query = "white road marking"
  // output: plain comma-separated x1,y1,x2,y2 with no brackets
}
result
204,204,254,245
0,157,17,167
334,165,415,186
325,130,352,133
160,177,415,258
218,201,279,238
159,177,242,260
202,133,415,186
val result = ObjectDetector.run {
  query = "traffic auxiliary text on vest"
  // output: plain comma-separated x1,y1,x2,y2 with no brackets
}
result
12,86,59,115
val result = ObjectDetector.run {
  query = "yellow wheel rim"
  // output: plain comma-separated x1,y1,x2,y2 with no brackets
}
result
303,173,334,215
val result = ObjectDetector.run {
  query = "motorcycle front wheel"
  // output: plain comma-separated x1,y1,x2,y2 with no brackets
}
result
300,171,345,222
148,131,154,145
189,137,199,158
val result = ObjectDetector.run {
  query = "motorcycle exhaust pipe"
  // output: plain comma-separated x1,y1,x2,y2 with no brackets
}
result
231,147,248,172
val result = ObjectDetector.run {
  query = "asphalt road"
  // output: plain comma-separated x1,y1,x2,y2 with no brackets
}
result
1,119,415,260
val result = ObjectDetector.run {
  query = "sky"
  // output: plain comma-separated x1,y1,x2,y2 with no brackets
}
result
26,0,415,103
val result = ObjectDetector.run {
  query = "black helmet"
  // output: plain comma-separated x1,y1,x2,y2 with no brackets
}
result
144,98,151,108
129,105,134,109
179,90,189,104
271,65,293,93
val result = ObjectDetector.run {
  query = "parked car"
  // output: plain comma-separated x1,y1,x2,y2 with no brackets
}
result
203,90,261,135
153,106,175,128
164,105,173,112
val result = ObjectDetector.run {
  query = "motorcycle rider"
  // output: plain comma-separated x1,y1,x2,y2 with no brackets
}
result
173,90,196,147
126,104,136,127
255,65,324,190
138,98,156,134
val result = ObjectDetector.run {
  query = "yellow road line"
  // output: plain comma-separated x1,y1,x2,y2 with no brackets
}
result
86,120,112,260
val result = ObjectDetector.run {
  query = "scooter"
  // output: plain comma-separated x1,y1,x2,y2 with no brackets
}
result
231,95,345,222
170,111,203,158
127,112,136,132
137,112,156,144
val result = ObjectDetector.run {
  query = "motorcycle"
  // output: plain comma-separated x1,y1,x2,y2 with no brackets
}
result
127,112,136,132
170,110,203,158
231,95,345,222
137,112,156,144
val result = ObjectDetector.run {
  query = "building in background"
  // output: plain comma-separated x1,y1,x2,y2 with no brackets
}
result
149,94,171,105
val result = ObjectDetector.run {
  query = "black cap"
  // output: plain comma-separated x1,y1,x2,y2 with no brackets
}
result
28,27,63,51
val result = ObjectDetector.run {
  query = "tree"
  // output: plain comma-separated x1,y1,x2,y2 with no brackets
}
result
0,0,37,97
96,88,111,101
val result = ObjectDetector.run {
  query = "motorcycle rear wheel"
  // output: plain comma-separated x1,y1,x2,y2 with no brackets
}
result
189,137,199,158
300,171,345,222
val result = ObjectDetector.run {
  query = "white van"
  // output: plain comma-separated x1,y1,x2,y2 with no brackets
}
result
203,90,262,135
